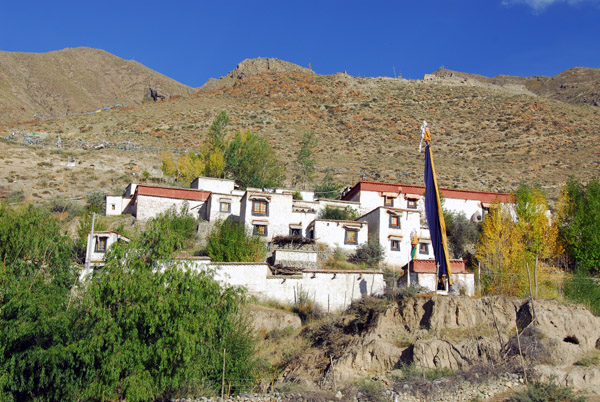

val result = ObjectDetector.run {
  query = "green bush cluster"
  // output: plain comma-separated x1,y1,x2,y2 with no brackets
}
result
562,267,600,316
318,205,360,221
350,239,385,267
206,219,266,262
0,204,258,401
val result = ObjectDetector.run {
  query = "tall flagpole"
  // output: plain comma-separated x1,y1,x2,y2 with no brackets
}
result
421,121,453,288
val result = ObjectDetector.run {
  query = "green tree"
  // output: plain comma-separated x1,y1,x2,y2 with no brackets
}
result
207,111,230,152
294,131,318,188
314,169,344,199
444,211,480,259
206,220,266,262
224,130,285,189
138,205,197,262
0,204,79,402
556,177,600,273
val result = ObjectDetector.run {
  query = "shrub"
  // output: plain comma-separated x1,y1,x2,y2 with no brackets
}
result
140,205,197,261
563,267,600,316
206,220,266,262
292,289,323,324
86,191,106,213
350,239,384,267
318,205,360,221
507,381,585,402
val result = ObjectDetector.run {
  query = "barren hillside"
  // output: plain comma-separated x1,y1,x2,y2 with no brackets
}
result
433,66,600,107
0,47,193,122
1,54,599,205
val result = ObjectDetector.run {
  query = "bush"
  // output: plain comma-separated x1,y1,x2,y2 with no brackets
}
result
206,220,266,262
292,289,323,323
350,239,384,267
318,205,360,221
507,381,585,402
140,205,197,261
86,191,106,213
563,267,600,316
48,195,83,216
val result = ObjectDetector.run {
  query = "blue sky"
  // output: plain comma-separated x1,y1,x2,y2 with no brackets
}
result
1,0,599,87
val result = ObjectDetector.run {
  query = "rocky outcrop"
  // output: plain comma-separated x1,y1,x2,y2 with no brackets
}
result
281,296,600,393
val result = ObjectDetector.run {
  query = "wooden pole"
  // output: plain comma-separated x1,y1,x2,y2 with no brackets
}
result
534,255,538,298
526,263,536,323
478,262,481,296
421,345,426,380
221,348,226,399
85,212,96,270
515,327,528,384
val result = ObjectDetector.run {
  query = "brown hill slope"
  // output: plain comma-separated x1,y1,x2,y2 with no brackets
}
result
0,47,193,122
433,67,600,107
1,62,599,204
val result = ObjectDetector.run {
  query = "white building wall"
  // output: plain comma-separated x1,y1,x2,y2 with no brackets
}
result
240,192,294,241
135,195,204,221
405,272,474,296
207,193,242,222
191,177,236,194
443,198,484,221
311,220,368,252
274,249,318,265
185,260,385,311
105,196,126,216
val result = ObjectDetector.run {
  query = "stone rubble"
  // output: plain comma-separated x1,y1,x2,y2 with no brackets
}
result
173,373,526,402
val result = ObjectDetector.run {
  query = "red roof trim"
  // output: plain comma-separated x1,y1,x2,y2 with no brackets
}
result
135,185,210,202
342,181,514,203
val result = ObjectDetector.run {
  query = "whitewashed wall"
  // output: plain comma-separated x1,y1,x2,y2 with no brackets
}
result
105,195,126,216
240,192,294,240
361,207,425,267
185,260,385,311
207,192,242,222
401,271,475,296
310,220,368,252
191,177,235,193
274,249,318,265
135,195,204,221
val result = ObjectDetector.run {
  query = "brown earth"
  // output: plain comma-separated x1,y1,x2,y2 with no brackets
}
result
1,51,599,206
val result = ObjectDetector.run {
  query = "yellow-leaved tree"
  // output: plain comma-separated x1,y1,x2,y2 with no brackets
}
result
515,184,560,296
476,203,526,296
177,153,204,184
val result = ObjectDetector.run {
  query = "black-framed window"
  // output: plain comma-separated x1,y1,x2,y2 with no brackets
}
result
289,227,302,237
252,199,268,216
344,229,358,245
95,236,108,253
384,196,394,207
253,224,268,236
219,201,231,213
391,239,400,251
407,199,417,209
419,243,429,255
389,215,400,229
